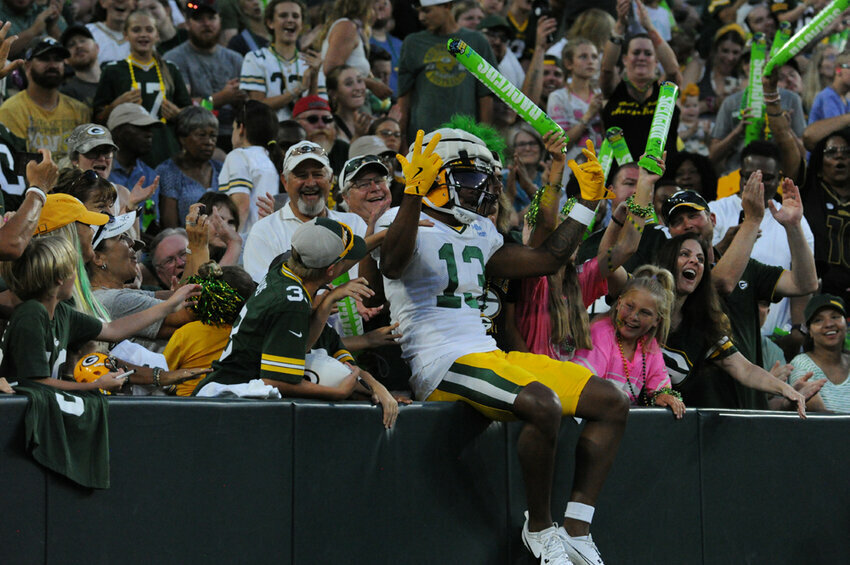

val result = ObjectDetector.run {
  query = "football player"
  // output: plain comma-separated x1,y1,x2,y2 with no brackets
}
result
376,128,628,565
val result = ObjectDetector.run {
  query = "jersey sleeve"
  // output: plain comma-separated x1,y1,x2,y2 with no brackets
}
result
163,326,187,370
218,149,254,196
644,345,672,393
168,62,193,108
3,307,52,380
747,259,786,303
706,335,738,362
240,51,268,93
259,300,309,383
67,308,104,349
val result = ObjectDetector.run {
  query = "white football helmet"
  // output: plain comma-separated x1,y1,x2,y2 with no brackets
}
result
408,128,499,223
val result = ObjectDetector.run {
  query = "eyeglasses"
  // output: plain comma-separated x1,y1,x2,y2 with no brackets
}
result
377,129,401,138
156,249,188,269
350,175,388,190
82,148,113,160
824,146,850,157
514,140,539,150
299,114,334,125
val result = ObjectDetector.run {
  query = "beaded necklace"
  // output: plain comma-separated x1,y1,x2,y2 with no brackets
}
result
616,332,647,404
270,44,300,92
126,55,167,123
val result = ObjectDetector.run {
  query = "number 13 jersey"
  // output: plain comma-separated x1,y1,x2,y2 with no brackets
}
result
377,208,504,400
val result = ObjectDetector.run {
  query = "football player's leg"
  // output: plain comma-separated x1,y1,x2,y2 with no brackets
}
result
566,375,629,537
513,381,563,532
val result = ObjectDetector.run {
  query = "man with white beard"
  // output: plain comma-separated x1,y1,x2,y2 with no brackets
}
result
242,140,367,283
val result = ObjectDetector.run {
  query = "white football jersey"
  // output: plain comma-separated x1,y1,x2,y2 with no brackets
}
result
240,47,325,122
377,207,504,400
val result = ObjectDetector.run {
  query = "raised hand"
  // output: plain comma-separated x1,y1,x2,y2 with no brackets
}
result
568,139,611,200
397,130,443,196
769,177,803,228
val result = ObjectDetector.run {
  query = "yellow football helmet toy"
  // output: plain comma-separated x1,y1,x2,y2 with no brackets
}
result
74,353,116,394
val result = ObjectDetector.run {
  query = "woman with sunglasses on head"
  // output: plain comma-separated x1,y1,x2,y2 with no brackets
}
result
87,212,195,353
503,124,548,212
219,100,284,235
600,0,682,162
156,106,223,229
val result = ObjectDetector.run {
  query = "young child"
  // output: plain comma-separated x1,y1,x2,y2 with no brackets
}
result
0,236,197,391
573,265,686,418
677,84,711,156
220,100,283,235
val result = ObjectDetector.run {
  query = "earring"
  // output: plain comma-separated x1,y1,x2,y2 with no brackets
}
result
101,263,108,270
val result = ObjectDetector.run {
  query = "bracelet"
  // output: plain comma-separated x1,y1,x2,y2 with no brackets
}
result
651,387,683,405
624,195,654,218
626,213,645,233
568,202,596,226
26,187,46,204
606,246,615,272
611,216,624,227
762,91,779,98
152,367,162,388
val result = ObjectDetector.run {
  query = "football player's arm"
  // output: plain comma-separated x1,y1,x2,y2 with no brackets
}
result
382,131,443,278
308,277,374,348
488,140,609,278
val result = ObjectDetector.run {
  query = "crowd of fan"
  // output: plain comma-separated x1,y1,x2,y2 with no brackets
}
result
0,0,848,423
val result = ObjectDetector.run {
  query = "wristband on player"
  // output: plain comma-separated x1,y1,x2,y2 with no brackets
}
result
26,187,46,204
568,203,596,226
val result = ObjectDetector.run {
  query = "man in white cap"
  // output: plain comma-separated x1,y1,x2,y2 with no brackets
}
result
338,154,392,224
397,0,497,140
243,140,367,283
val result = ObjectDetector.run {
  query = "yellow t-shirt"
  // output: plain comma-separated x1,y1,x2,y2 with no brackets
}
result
163,321,232,397
0,91,91,162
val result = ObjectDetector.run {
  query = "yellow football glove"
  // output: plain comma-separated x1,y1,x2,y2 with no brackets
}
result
397,130,443,197
567,139,613,201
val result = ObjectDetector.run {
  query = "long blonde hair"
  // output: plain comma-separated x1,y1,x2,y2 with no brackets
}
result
802,44,836,112
549,264,592,351
611,265,675,348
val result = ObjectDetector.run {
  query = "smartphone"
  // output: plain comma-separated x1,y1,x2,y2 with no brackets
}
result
532,0,555,44
14,151,42,176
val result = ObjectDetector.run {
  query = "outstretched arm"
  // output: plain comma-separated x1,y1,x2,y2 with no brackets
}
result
487,140,611,278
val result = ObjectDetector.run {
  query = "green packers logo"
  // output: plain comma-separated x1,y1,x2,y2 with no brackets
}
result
424,45,466,88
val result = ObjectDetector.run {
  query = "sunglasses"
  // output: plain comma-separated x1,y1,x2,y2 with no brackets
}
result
300,114,335,125
377,129,401,138
70,168,99,191
824,146,850,157
343,154,382,177
289,143,328,158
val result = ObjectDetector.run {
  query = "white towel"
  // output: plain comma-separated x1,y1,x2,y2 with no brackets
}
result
195,379,282,399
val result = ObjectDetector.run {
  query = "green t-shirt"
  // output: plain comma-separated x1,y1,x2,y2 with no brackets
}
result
93,59,192,168
0,300,102,381
195,259,313,390
397,27,497,135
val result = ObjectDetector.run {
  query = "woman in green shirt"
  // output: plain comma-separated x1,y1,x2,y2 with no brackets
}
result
93,10,191,167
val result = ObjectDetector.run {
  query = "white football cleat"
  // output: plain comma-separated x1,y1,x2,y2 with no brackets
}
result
560,528,605,565
522,512,574,565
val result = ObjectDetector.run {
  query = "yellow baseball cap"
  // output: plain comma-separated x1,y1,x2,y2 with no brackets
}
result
35,193,110,235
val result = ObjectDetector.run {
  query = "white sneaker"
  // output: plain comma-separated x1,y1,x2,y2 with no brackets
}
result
560,529,604,565
522,512,574,565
